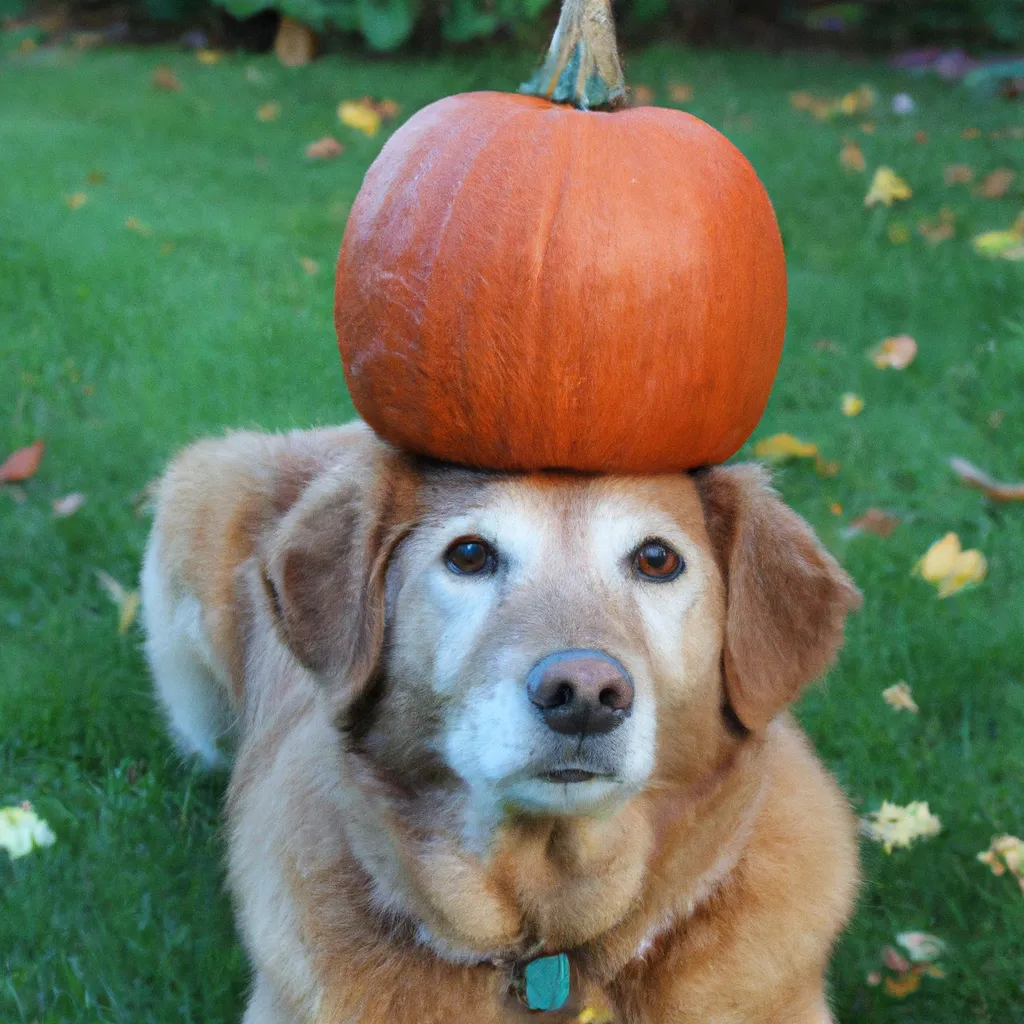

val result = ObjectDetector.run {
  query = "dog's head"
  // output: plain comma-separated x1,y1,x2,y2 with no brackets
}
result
262,430,860,823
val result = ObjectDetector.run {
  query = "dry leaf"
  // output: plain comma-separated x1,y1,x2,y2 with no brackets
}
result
829,502,843,516
839,140,866,172
339,99,380,136
918,207,955,243
299,257,319,276
0,440,45,483
789,91,812,110
962,127,981,140
152,65,182,91
865,167,912,207
897,932,946,963
52,492,86,518
915,533,987,597
124,217,151,235
0,803,56,859
975,168,1015,198
632,84,654,105
669,82,692,102
367,97,400,120
846,508,900,538
305,136,344,160
196,49,222,65
869,335,917,370
95,570,141,634
944,164,974,185
883,682,919,713
753,434,818,459
973,224,1024,260
64,192,87,210
86,169,105,184
841,393,864,416
949,456,1024,501
885,973,921,998
274,15,316,67
913,130,928,144
257,101,281,122
887,222,910,244
577,1006,614,1024
978,835,1024,893
861,120,876,133
815,457,840,478
862,801,941,853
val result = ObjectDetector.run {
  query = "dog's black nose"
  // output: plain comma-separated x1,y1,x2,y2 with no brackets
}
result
527,650,634,736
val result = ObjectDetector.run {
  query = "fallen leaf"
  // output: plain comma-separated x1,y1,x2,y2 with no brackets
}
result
972,225,1024,260
86,169,106,184
913,130,928,144
887,222,911,244
789,91,812,110
305,136,344,160
962,127,981,139
95,570,140,634
299,257,319,276
632,84,655,105
52,492,86,517
914,532,987,597
829,502,843,516
869,335,917,369
64,192,87,210
861,120,876,133
152,64,182,91
975,168,1015,199
978,835,1024,893
918,207,955,243
839,140,866,172
815,338,839,353
841,393,864,416
274,15,316,67
949,456,1024,501
257,101,281,122
18,37,36,53
0,440,45,483
196,49,221,65
339,99,380,136
124,217,152,235
862,801,942,853
897,932,946,963
577,1006,614,1024
885,973,921,998
160,241,175,255
815,457,840,478
841,85,875,114
883,682,919,713
753,434,818,459
847,508,900,538
669,82,692,103
944,163,974,185
366,97,400,120
0,803,56,859
865,167,912,207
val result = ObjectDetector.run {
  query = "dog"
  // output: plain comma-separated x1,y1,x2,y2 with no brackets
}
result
141,420,861,1024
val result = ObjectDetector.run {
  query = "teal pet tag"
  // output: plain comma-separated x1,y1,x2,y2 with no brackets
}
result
524,953,571,1011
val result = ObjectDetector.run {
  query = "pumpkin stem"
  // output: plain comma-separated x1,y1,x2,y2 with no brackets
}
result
520,0,626,111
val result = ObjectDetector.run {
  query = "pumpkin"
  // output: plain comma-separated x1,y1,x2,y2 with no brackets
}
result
335,0,787,473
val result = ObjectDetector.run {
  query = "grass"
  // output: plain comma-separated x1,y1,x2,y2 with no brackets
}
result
1,36,1022,1024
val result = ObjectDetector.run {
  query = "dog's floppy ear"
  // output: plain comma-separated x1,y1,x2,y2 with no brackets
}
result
697,464,862,732
261,438,420,699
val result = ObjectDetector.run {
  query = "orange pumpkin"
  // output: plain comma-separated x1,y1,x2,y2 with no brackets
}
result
335,1,786,473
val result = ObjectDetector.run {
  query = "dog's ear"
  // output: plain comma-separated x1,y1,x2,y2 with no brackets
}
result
260,438,420,699
697,464,862,732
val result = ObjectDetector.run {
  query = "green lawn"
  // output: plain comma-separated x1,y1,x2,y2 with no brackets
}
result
1,37,1022,1024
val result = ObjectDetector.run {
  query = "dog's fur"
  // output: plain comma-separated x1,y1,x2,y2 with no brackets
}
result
141,422,862,1024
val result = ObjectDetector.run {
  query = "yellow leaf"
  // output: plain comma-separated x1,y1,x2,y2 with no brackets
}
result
914,533,987,597
118,591,140,635
978,835,1024,893
884,973,921,998
257,101,281,122
887,222,910,244
65,192,87,210
339,99,380,137
868,334,917,370
862,801,941,853
0,802,56,859
841,393,864,416
865,167,912,208
829,502,843,516
196,49,222,64
669,82,692,103
577,1007,614,1024
882,682,918,713
973,228,1024,259
753,434,818,460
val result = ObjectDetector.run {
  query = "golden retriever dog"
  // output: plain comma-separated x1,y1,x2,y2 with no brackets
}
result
141,421,861,1024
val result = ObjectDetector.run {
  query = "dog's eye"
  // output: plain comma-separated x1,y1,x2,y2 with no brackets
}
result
633,540,684,582
445,537,496,576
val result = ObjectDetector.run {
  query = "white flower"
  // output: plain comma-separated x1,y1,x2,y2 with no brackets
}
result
0,803,57,859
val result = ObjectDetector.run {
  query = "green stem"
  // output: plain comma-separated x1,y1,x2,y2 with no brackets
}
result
520,0,626,111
